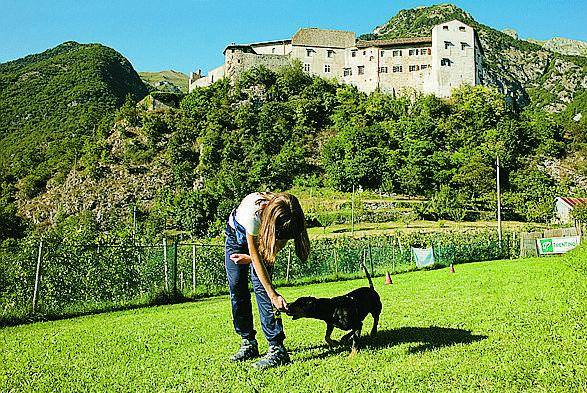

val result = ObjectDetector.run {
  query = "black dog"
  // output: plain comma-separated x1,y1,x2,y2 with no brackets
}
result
286,262,382,354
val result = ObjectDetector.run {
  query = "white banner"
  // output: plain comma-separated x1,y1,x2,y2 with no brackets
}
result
412,247,435,268
537,236,581,255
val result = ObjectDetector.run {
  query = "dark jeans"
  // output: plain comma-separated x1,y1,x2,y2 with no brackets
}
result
225,222,285,346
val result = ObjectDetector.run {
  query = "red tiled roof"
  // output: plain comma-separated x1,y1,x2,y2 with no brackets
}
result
558,197,587,208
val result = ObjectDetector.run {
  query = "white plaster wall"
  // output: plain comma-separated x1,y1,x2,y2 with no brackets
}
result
291,45,346,80
556,200,572,224
189,65,225,90
431,20,477,97
342,45,433,94
251,43,292,55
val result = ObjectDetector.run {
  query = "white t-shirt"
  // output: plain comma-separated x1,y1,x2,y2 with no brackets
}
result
230,192,268,236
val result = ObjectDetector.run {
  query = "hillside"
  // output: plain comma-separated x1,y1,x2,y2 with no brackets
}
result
366,4,587,113
139,70,188,93
0,42,148,196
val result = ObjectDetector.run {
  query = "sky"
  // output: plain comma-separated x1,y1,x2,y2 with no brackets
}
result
1,0,586,75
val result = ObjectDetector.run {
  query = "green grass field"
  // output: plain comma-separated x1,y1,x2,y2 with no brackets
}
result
2,247,586,392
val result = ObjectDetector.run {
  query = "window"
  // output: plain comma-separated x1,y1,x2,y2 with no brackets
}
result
380,50,385,57
369,56,374,61
306,48,314,57
351,50,357,57
392,50,402,57
421,64,429,69
343,68,352,76
392,65,402,73
459,26,466,32
327,50,335,58
428,48,432,55
444,41,453,49
379,66,388,73
461,42,470,50
363,50,366,55
441,58,451,66
409,49,415,56
443,25,449,30
272,47,275,54
409,65,420,72
358,66,365,75
303,63,310,72
324,64,331,73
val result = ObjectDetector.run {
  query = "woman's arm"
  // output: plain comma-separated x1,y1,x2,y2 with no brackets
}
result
246,233,288,311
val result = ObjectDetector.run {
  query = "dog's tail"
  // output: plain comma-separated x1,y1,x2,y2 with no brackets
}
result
360,259,374,289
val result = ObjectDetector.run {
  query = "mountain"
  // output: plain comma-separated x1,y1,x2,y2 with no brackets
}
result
139,70,188,93
500,29,587,58
529,37,587,58
366,4,587,113
0,41,148,202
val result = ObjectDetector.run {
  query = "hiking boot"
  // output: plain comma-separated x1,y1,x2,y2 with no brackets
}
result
230,338,259,362
252,344,290,370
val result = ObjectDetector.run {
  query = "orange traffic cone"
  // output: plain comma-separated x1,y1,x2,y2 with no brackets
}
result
449,264,455,273
385,271,392,285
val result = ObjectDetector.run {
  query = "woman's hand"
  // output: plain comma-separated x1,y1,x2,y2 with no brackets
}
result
230,253,252,264
271,293,288,312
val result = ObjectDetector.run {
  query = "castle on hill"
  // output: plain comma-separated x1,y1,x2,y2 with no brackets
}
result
189,19,483,97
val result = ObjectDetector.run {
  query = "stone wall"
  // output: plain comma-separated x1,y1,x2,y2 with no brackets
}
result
224,50,292,80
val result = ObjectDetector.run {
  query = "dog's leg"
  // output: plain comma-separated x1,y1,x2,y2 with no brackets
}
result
349,324,362,357
340,330,354,344
370,312,380,336
325,323,338,347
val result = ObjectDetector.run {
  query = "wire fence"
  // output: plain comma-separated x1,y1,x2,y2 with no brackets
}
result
0,231,518,324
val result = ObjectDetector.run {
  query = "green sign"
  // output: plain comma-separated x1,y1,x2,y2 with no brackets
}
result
537,236,580,255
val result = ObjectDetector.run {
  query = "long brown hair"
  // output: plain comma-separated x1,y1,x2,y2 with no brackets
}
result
257,193,310,264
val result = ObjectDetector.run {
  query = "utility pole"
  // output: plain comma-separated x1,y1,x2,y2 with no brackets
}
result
351,184,355,236
496,155,502,244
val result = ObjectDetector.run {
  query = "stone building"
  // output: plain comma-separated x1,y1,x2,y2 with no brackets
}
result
189,19,483,97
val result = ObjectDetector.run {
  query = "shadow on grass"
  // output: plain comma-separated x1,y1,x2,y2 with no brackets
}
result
293,326,487,360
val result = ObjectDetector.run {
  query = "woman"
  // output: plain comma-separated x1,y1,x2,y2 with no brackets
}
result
225,192,310,369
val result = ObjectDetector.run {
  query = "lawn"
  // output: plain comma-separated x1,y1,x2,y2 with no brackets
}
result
1,248,586,392
306,219,548,239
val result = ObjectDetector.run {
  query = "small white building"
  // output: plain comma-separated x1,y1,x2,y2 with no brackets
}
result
190,19,483,98
555,197,587,224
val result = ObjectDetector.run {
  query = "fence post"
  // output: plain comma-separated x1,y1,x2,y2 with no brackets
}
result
163,238,169,291
32,240,43,313
334,247,338,277
192,244,196,292
172,240,178,295
368,244,374,277
285,248,292,283
361,247,365,272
